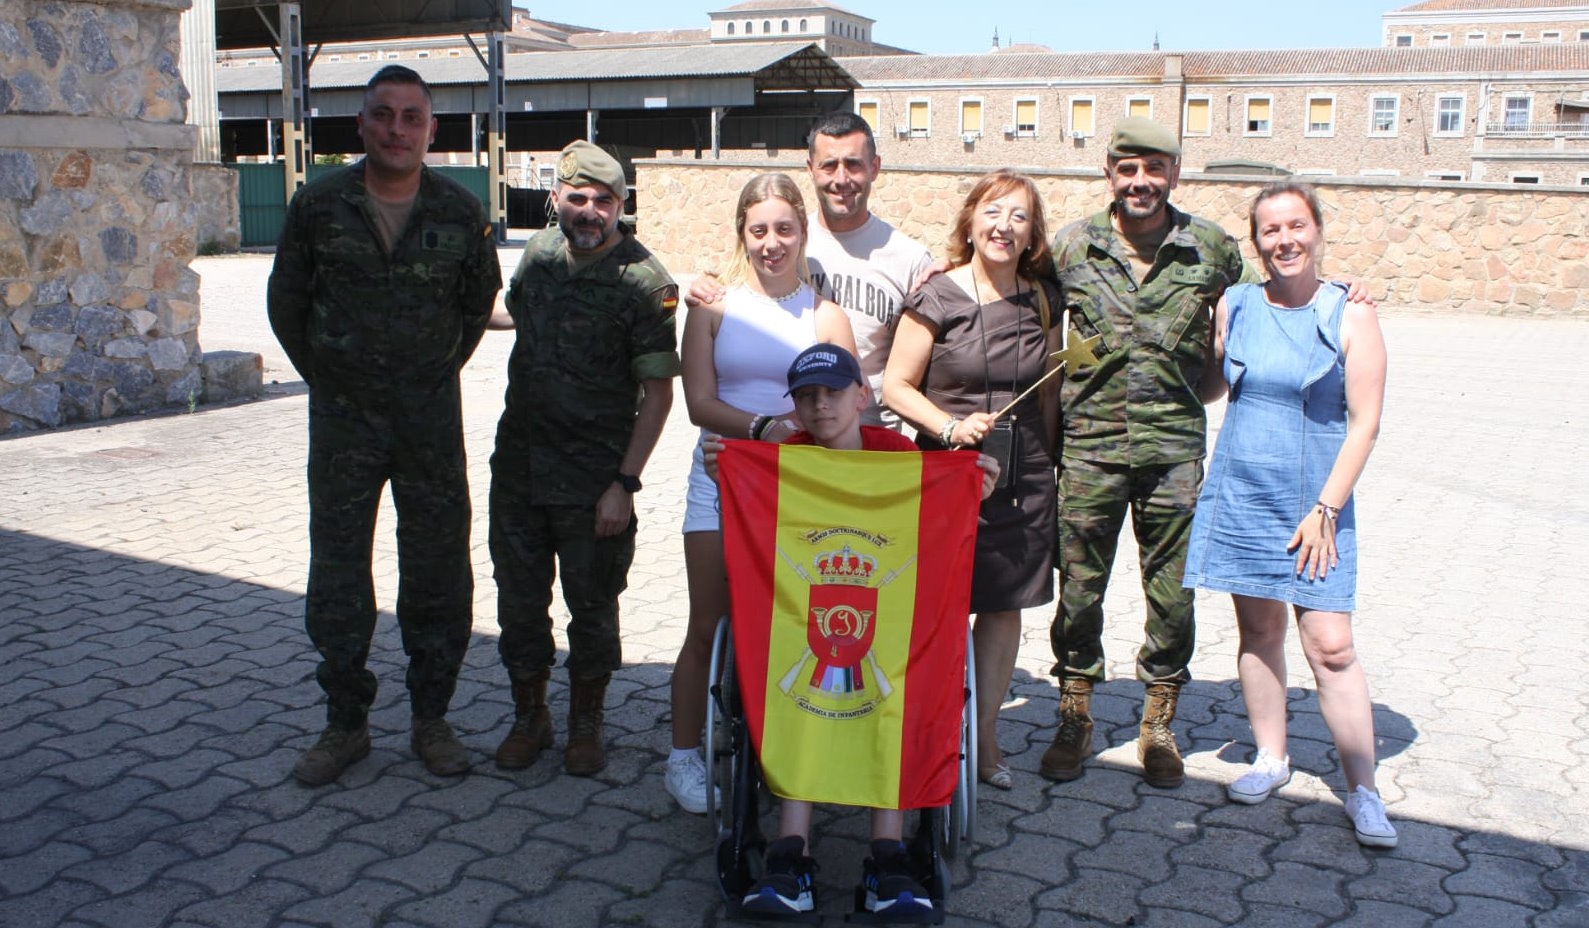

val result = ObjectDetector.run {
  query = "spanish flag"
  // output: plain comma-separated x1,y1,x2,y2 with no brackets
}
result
718,442,982,810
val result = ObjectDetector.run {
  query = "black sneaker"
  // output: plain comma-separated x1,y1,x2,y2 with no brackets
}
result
862,840,932,915
742,836,817,914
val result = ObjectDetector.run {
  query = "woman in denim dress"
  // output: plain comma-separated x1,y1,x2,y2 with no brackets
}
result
1183,182,1396,848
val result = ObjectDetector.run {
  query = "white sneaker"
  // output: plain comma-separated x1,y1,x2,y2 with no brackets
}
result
665,752,716,815
1344,785,1398,848
1227,749,1291,805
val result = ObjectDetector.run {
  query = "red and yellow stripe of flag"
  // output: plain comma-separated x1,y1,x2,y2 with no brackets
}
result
718,442,981,810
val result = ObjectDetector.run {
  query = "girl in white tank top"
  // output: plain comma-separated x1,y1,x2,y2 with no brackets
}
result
667,173,857,816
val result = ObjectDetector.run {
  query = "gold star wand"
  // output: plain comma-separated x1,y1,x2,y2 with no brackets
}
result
990,331,1102,421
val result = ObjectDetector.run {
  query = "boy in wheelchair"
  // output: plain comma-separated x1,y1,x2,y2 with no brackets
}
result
705,344,998,917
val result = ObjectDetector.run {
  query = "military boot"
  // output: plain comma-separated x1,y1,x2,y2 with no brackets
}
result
411,716,471,777
564,673,611,776
292,722,371,786
1039,678,1094,781
495,672,554,770
1138,682,1185,788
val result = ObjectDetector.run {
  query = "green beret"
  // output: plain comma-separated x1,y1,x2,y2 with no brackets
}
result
556,140,627,202
1108,116,1181,160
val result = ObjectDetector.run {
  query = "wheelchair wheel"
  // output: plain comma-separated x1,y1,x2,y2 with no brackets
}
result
943,626,977,859
705,615,732,834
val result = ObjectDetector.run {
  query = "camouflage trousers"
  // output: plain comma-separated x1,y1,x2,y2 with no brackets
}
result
489,464,636,682
1050,457,1202,685
305,386,474,728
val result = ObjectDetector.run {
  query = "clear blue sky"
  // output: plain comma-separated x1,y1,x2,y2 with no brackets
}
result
528,1,1402,54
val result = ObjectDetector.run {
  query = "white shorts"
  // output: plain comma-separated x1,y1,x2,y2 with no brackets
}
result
682,441,721,534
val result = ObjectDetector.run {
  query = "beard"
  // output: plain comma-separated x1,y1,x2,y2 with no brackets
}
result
1114,186,1166,222
559,213,613,251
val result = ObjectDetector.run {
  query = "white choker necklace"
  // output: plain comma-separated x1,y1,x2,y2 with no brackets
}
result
767,284,803,304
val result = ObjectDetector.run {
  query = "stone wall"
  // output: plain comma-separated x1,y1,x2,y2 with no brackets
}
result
191,161,240,252
0,0,255,433
636,158,1589,316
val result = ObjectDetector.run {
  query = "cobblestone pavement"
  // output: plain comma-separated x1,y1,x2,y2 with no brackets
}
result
2,250,1587,927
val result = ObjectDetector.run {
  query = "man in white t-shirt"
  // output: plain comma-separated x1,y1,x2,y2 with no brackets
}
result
690,112,933,426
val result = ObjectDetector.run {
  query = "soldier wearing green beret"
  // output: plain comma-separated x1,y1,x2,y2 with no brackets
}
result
269,65,501,786
490,140,680,777
1040,116,1254,790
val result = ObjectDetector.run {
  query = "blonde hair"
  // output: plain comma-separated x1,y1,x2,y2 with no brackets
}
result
720,172,810,288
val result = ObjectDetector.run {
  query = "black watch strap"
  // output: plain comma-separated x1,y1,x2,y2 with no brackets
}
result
615,472,642,494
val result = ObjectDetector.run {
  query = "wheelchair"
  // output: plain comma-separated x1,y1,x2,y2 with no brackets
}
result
706,614,978,924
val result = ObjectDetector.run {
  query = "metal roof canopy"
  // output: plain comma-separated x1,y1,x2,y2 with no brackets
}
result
214,0,511,51
215,43,857,113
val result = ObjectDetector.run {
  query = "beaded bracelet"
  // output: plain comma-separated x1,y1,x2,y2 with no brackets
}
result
747,414,766,440
939,417,961,447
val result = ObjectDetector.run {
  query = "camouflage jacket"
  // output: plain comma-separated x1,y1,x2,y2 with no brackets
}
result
496,225,681,506
1052,204,1255,467
267,162,500,396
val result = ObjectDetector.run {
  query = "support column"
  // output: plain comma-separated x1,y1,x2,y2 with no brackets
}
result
587,109,599,142
711,106,723,159
278,2,307,199
487,31,506,241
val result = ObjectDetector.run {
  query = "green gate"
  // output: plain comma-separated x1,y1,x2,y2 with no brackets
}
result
229,163,490,248
232,162,287,248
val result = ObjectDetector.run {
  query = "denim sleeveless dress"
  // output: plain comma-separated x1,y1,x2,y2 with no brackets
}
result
1183,282,1357,612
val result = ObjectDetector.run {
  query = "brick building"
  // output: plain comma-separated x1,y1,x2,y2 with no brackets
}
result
842,44,1589,185
1383,0,1589,47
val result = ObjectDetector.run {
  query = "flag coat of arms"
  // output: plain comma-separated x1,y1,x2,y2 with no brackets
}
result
718,441,982,810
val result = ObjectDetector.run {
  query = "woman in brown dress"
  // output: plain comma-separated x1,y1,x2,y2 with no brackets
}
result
883,170,1060,790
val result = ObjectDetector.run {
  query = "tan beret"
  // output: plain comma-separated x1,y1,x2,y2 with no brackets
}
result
1108,116,1181,160
556,140,627,202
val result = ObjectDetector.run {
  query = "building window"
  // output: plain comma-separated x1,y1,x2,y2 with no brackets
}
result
1466,32,1485,45
448,49,461,57
782,19,789,32
1306,96,1335,136
727,22,734,35
857,100,879,132
1426,171,1464,181
1543,31,1561,43
328,54,341,62
1503,95,1532,131
1184,97,1211,135
1245,96,1272,135
746,21,754,33
1503,32,1522,44
1370,95,1399,135
960,99,983,139
1069,98,1094,137
1578,174,1589,185
1127,97,1152,119
1431,33,1450,47
357,53,370,61
1394,34,1412,46
906,100,929,138
1014,98,1038,137
800,18,807,31
1436,95,1464,135
416,50,429,58
1510,173,1541,183
245,58,257,66
1580,30,1589,41
763,20,771,32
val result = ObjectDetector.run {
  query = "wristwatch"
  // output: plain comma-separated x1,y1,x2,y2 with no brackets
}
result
614,472,642,494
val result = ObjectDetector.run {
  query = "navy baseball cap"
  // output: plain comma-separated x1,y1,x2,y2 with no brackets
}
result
785,344,863,394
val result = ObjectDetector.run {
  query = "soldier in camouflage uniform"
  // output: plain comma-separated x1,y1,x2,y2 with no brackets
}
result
268,65,501,786
490,141,680,777
1041,117,1254,789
